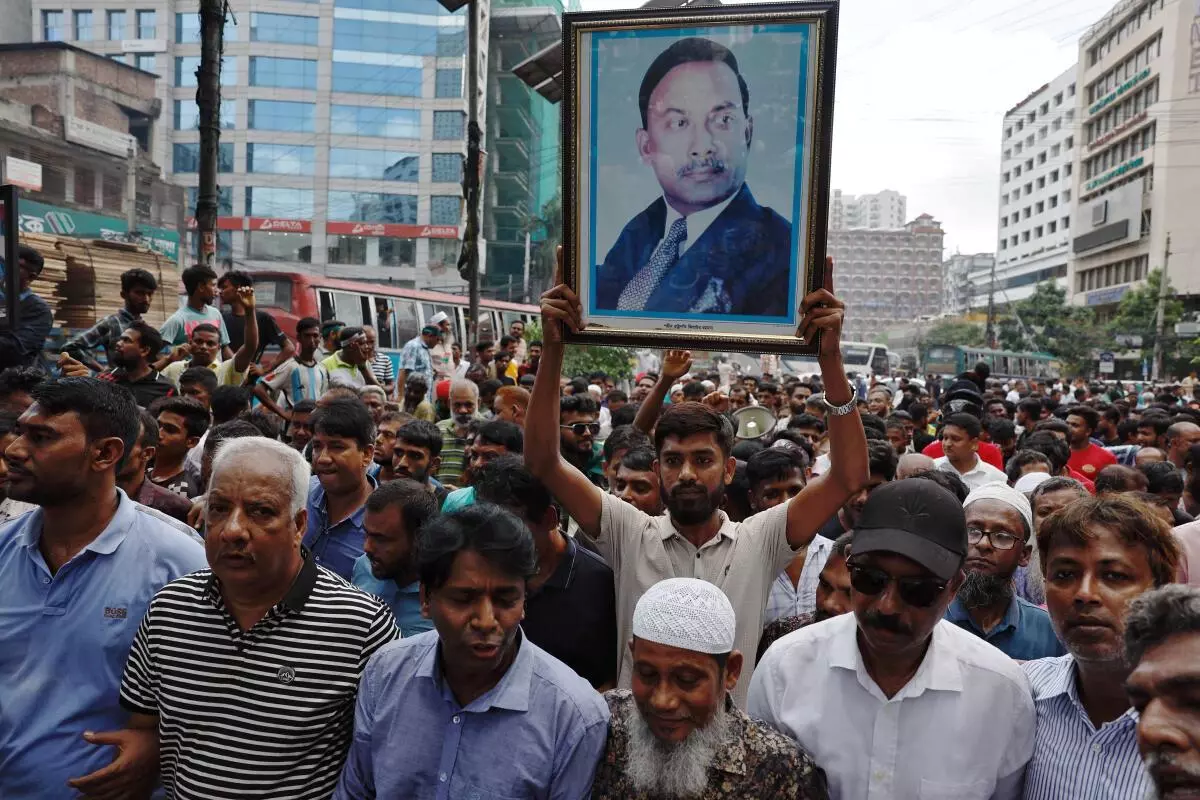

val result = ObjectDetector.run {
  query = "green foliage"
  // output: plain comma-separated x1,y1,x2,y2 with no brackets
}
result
1107,269,1183,356
523,192,562,298
999,281,1105,373
522,322,634,380
924,320,987,348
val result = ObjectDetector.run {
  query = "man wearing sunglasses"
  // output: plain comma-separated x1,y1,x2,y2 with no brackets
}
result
944,484,1065,660
560,393,607,486
748,479,1036,799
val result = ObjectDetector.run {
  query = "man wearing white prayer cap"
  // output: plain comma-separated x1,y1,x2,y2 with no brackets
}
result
944,484,1066,660
591,578,829,800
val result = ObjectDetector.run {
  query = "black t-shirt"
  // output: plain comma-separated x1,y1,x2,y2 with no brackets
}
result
114,371,174,409
223,310,285,360
818,512,847,540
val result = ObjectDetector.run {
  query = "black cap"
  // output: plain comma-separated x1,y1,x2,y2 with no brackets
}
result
851,479,967,581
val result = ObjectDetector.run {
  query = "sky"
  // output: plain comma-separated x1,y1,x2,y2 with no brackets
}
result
575,0,1123,254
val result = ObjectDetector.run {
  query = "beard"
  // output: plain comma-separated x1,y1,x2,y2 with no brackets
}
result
624,704,730,798
957,570,1014,610
666,482,724,526
111,351,138,370
1143,752,1200,799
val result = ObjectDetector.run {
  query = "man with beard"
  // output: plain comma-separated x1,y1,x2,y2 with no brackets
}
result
1124,585,1200,800
529,254,869,706
749,480,1036,798
436,379,481,486
944,484,1064,659
99,322,173,407
561,393,606,485
0,378,206,798
393,419,449,507
62,267,158,372
1022,495,1181,800
592,578,829,799
372,410,407,482
352,478,438,636
816,440,897,540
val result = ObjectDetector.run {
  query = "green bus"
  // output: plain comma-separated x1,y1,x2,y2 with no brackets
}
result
923,344,1059,381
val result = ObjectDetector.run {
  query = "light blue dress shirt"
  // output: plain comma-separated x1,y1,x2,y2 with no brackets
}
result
945,594,1066,661
0,490,206,798
334,629,610,800
350,553,432,638
303,474,376,580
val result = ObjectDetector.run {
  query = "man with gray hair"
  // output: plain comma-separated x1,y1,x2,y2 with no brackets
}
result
1124,584,1200,799
436,378,481,485
592,578,828,799
116,436,398,799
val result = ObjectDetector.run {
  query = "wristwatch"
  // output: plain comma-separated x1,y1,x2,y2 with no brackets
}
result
820,384,859,417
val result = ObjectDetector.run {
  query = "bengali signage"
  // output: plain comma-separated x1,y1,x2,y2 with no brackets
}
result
1087,111,1148,152
1088,68,1152,116
3,157,42,192
16,199,179,259
1086,285,1129,306
64,117,136,158
1085,156,1145,193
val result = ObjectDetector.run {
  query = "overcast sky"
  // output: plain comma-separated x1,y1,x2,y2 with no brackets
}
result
575,0,1120,255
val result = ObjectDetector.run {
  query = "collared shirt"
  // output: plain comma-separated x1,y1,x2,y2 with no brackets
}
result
524,535,618,689
436,418,471,485
351,553,431,637
592,689,829,800
60,307,138,365
660,191,738,256
935,455,1009,491
597,491,797,708
0,490,206,798
162,357,246,389
120,554,398,800
748,614,1036,800
1021,655,1150,800
945,595,1066,660
99,367,174,407
333,630,610,799
764,535,834,625
261,358,330,407
0,497,36,525
303,474,376,580
322,351,367,389
399,336,434,399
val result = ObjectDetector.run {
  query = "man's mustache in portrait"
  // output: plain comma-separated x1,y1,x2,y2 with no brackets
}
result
677,156,727,178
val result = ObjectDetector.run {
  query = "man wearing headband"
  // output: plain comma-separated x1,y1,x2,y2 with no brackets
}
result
945,484,1065,660
592,578,828,799
749,479,1035,798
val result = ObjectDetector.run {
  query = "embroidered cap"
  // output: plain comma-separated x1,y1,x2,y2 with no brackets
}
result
632,578,736,655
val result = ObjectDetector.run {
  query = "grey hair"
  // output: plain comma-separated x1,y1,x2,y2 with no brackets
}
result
450,378,479,399
359,385,387,402
1124,584,1200,666
209,436,310,516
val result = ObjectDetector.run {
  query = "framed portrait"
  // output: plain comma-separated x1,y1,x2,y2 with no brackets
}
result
562,1,838,356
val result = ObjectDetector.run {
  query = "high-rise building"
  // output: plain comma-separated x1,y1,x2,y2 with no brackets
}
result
993,67,1076,310
942,253,996,316
28,0,478,287
830,189,908,230
1068,0,1200,310
828,213,945,341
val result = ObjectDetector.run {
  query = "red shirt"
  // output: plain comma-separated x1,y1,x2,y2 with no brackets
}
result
1068,443,1116,483
922,439,1005,470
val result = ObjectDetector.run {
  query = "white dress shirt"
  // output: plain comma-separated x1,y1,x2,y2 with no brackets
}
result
763,535,833,624
659,192,737,256
934,455,1009,491
748,613,1036,800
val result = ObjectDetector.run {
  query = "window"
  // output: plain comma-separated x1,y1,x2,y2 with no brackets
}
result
186,186,234,216
1036,177,1045,189
435,68,462,98
429,238,459,266
328,236,370,265
246,187,314,218
248,143,315,176
1049,195,1058,208
249,100,314,132
430,196,461,225
248,232,311,263
249,57,316,89
333,18,459,55
1034,225,1043,238
1062,217,1070,230
1048,221,1057,233
327,236,416,267
1050,169,1059,182
74,10,93,40
136,9,155,38
102,174,123,213
74,168,96,206
42,11,64,41
329,149,418,181
332,62,420,96
173,143,233,173
110,54,128,65
380,238,417,267
174,100,235,130
1054,92,1063,106
330,105,418,138
437,27,465,56
1035,201,1044,213
176,56,237,87
327,191,417,223
251,13,318,45
431,154,462,183
135,54,156,73
176,12,237,43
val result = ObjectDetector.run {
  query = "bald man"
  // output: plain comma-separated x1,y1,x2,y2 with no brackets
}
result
1166,422,1200,471
897,453,936,479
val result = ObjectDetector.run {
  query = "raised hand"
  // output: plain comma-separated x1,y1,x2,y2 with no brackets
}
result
540,246,582,344
57,352,92,378
797,257,844,360
660,349,692,383
238,286,256,312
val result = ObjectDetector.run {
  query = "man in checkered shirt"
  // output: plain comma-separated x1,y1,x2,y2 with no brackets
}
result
60,268,158,372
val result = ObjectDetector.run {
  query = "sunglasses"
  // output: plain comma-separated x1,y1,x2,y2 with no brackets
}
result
560,422,601,436
848,564,948,608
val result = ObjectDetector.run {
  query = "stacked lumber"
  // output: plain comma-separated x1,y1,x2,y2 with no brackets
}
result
15,233,68,327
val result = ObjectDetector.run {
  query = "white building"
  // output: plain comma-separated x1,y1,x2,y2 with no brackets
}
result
1068,0,1200,311
943,252,995,316
994,66,1076,309
830,189,907,230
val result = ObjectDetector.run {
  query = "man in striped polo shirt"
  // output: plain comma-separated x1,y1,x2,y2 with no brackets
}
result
118,436,397,800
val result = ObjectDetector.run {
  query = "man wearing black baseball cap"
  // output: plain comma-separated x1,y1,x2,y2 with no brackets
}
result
749,479,1035,799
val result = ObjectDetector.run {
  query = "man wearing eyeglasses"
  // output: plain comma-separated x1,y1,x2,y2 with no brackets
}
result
748,479,1036,799
560,393,607,487
944,484,1065,660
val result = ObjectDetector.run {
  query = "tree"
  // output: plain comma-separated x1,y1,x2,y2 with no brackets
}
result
1108,269,1183,360
997,281,1105,374
522,192,561,301
524,322,634,380
924,320,987,348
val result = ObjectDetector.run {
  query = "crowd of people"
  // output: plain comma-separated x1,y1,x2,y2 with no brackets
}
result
3,244,1200,798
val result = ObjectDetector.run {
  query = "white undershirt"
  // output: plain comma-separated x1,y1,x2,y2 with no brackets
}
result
659,191,738,255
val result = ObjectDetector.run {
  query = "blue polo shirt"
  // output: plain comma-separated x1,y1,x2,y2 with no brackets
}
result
0,490,206,798
351,553,432,638
945,594,1066,661
303,474,376,580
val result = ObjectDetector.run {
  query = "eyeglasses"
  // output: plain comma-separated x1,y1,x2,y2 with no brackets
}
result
560,422,601,436
966,527,1022,551
848,564,948,608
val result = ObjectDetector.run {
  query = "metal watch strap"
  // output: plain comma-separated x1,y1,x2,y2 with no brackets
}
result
822,384,858,416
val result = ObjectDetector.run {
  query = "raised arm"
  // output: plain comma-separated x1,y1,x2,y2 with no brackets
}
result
785,258,869,550
633,349,691,435
524,249,604,538
230,286,259,374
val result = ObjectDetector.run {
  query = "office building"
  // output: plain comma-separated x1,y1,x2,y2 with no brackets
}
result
830,189,908,230
943,252,996,316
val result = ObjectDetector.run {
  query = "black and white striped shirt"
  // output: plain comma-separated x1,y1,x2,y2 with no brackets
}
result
120,554,398,800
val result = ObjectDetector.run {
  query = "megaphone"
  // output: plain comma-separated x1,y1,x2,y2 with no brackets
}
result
732,405,776,441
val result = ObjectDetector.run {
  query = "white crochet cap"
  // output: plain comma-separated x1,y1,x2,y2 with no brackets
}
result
1014,471,1054,495
632,578,736,655
964,483,1034,536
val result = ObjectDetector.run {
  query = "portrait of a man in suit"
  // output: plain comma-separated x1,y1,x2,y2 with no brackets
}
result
595,36,793,317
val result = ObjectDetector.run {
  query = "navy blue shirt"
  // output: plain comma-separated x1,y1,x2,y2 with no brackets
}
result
303,474,376,580
945,594,1066,660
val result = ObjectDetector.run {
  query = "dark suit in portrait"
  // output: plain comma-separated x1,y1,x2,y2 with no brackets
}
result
595,183,792,316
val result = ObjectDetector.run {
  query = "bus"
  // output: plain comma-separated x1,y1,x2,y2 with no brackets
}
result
249,271,540,369
841,341,892,380
922,344,1059,381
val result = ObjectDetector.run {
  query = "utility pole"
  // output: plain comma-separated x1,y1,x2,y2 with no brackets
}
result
195,0,225,267
1151,232,1172,382
457,0,482,343
123,141,137,233
985,256,998,349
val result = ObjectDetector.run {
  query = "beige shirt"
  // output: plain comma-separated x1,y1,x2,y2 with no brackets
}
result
597,492,795,708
